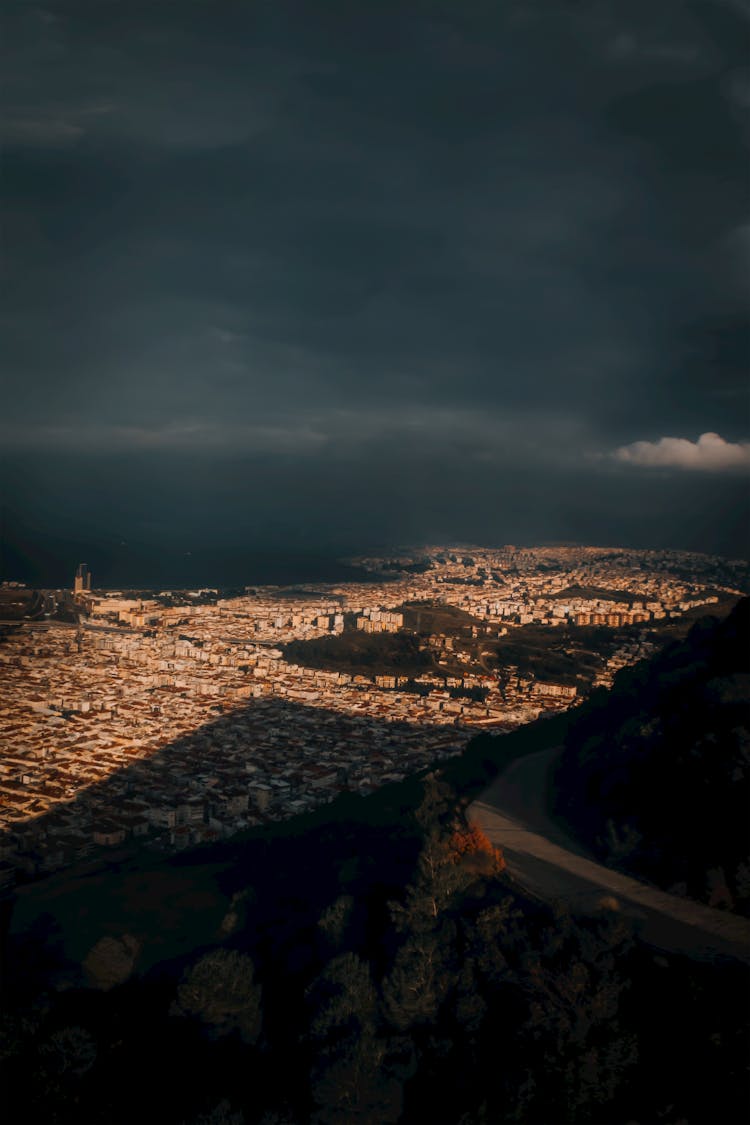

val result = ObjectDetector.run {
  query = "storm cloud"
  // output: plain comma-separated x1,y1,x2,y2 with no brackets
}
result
1,0,748,579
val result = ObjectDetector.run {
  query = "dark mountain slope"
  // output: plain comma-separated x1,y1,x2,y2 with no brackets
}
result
553,598,750,914
1,669,749,1122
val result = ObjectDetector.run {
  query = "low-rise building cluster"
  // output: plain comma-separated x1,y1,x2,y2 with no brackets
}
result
0,544,743,886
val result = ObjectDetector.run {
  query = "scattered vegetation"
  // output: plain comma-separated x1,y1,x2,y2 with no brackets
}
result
2,756,748,1124
282,603,489,680
492,624,610,688
398,603,485,635
2,605,749,1123
283,631,434,677
548,585,642,605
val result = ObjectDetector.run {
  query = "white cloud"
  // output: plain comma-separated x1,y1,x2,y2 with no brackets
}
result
613,432,750,472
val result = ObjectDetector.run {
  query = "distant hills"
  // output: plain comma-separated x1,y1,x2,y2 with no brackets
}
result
553,598,750,916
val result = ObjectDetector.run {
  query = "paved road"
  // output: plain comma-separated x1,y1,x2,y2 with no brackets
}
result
469,748,750,965
0,619,71,629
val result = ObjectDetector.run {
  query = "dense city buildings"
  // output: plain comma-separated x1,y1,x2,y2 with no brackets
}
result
0,545,746,885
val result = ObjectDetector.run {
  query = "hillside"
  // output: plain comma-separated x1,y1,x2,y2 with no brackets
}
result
1,696,748,1123
283,628,436,677
2,612,750,1124
552,598,750,915
3,770,748,1125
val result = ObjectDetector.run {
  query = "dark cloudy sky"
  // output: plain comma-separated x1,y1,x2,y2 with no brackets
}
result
1,0,749,582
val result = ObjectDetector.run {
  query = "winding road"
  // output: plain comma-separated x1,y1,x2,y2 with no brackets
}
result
468,748,750,965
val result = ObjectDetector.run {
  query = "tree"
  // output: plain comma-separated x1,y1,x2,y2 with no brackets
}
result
452,960,488,1036
317,895,355,954
392,831,474,934
467,902,515,985
38,1025,97,1081
381,928,452,1031
83,933,141,991
306,955,402,1124
450,824,506,878
307,952,377,1045
309,1035,403,1125
392,819,504,937
414,771,454,835
172,949,262,1044
511,909,637,1122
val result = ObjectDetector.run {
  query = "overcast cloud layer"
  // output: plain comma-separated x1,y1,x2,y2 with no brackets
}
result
1,0,749,580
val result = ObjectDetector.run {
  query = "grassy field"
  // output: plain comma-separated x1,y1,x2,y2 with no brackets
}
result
492,622,609,687
549,584,642,605
398,601,486,634
282,629,440,676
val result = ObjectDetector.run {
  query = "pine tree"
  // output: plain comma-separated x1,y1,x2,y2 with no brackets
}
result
172,949,262,1044
381,928,452,1031
306,954,402,1124
317,895,355,954
307,952,377,1044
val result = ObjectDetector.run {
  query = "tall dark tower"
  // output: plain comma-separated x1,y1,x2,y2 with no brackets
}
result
74,563,92,595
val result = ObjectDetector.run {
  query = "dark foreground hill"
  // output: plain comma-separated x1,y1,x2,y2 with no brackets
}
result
0,613,748,1124
552,598,750,916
